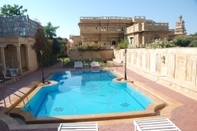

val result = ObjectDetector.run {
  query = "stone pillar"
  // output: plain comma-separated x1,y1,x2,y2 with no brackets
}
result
25,44,31,71
16,45,22,74
0,47,6,71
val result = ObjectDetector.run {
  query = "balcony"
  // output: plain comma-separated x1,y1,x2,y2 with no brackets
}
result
125,22,169,34
125,23,141,34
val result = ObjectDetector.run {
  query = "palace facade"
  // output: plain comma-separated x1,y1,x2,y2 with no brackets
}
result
70,15,186,48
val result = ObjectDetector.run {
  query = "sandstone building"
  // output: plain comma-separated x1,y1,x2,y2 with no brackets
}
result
0,15,41,75
71,15,186,48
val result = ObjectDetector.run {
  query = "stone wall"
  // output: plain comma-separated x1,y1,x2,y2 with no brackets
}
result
69,50,114,61
113,48,197,99
27,45,38,72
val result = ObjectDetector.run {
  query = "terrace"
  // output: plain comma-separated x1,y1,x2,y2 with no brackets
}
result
0,61,197,130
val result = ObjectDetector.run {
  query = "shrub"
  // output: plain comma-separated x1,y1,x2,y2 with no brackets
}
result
77,43,105,51
115,39,129,50
146,38,175,49
83,57,92,64
161,38,176,48
189,40,197,47
173,37,191,47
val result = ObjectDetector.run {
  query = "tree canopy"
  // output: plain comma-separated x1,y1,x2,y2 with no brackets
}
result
44,22,59,39
0,4,27,17
173,37,191,47
191,32,197,39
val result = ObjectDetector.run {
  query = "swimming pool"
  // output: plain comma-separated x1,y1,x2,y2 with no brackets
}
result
22,70,153,117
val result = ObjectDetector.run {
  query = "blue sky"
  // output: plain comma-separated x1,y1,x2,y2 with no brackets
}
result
0,0,197,38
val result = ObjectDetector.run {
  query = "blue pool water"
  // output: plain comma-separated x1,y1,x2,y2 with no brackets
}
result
22,70,153,117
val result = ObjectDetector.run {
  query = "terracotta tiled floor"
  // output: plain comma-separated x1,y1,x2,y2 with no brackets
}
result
0,61,197,131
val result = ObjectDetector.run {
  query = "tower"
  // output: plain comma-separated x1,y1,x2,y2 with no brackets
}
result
175,15,186,36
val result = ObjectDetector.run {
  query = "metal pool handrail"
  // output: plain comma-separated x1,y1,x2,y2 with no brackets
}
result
2,88,29,109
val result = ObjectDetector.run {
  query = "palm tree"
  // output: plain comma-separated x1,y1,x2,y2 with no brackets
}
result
44,22,59,39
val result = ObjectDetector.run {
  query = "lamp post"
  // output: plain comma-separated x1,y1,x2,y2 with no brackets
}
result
124,48,127,80
40,50,45,83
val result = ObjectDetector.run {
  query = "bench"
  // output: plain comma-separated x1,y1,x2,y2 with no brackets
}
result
133,118,181,131
58,122,98,131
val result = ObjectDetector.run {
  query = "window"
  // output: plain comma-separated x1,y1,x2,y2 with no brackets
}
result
130,37,133,45
101,27,103,31
104,27,106,31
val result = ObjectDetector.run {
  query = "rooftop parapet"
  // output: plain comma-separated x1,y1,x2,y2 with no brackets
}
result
132,16,146,22
143,22,169,31
80,16,133,20
79,16,133,24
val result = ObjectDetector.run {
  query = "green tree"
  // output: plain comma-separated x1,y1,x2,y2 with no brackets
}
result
58,38,68,57
44,22,59,39
52,38,60,55
191,32,197,39
173,37,191,47
0,4,27,17
33,26,57,67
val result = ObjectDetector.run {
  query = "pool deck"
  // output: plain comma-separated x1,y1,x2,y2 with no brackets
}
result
0,61,197,131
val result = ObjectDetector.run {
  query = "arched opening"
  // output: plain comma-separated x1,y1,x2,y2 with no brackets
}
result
154,37,159,40
111,40,116,46
5,44,17,68
150,34,160,43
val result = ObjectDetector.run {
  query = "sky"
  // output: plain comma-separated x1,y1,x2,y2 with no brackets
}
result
0,0,197,38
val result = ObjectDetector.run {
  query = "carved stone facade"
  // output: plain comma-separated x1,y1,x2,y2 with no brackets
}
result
114,48,197,100
76,16,186,48
78,16,132,48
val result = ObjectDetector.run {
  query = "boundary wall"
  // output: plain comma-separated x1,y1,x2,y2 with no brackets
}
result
113,48,197,100
69,50,114,61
